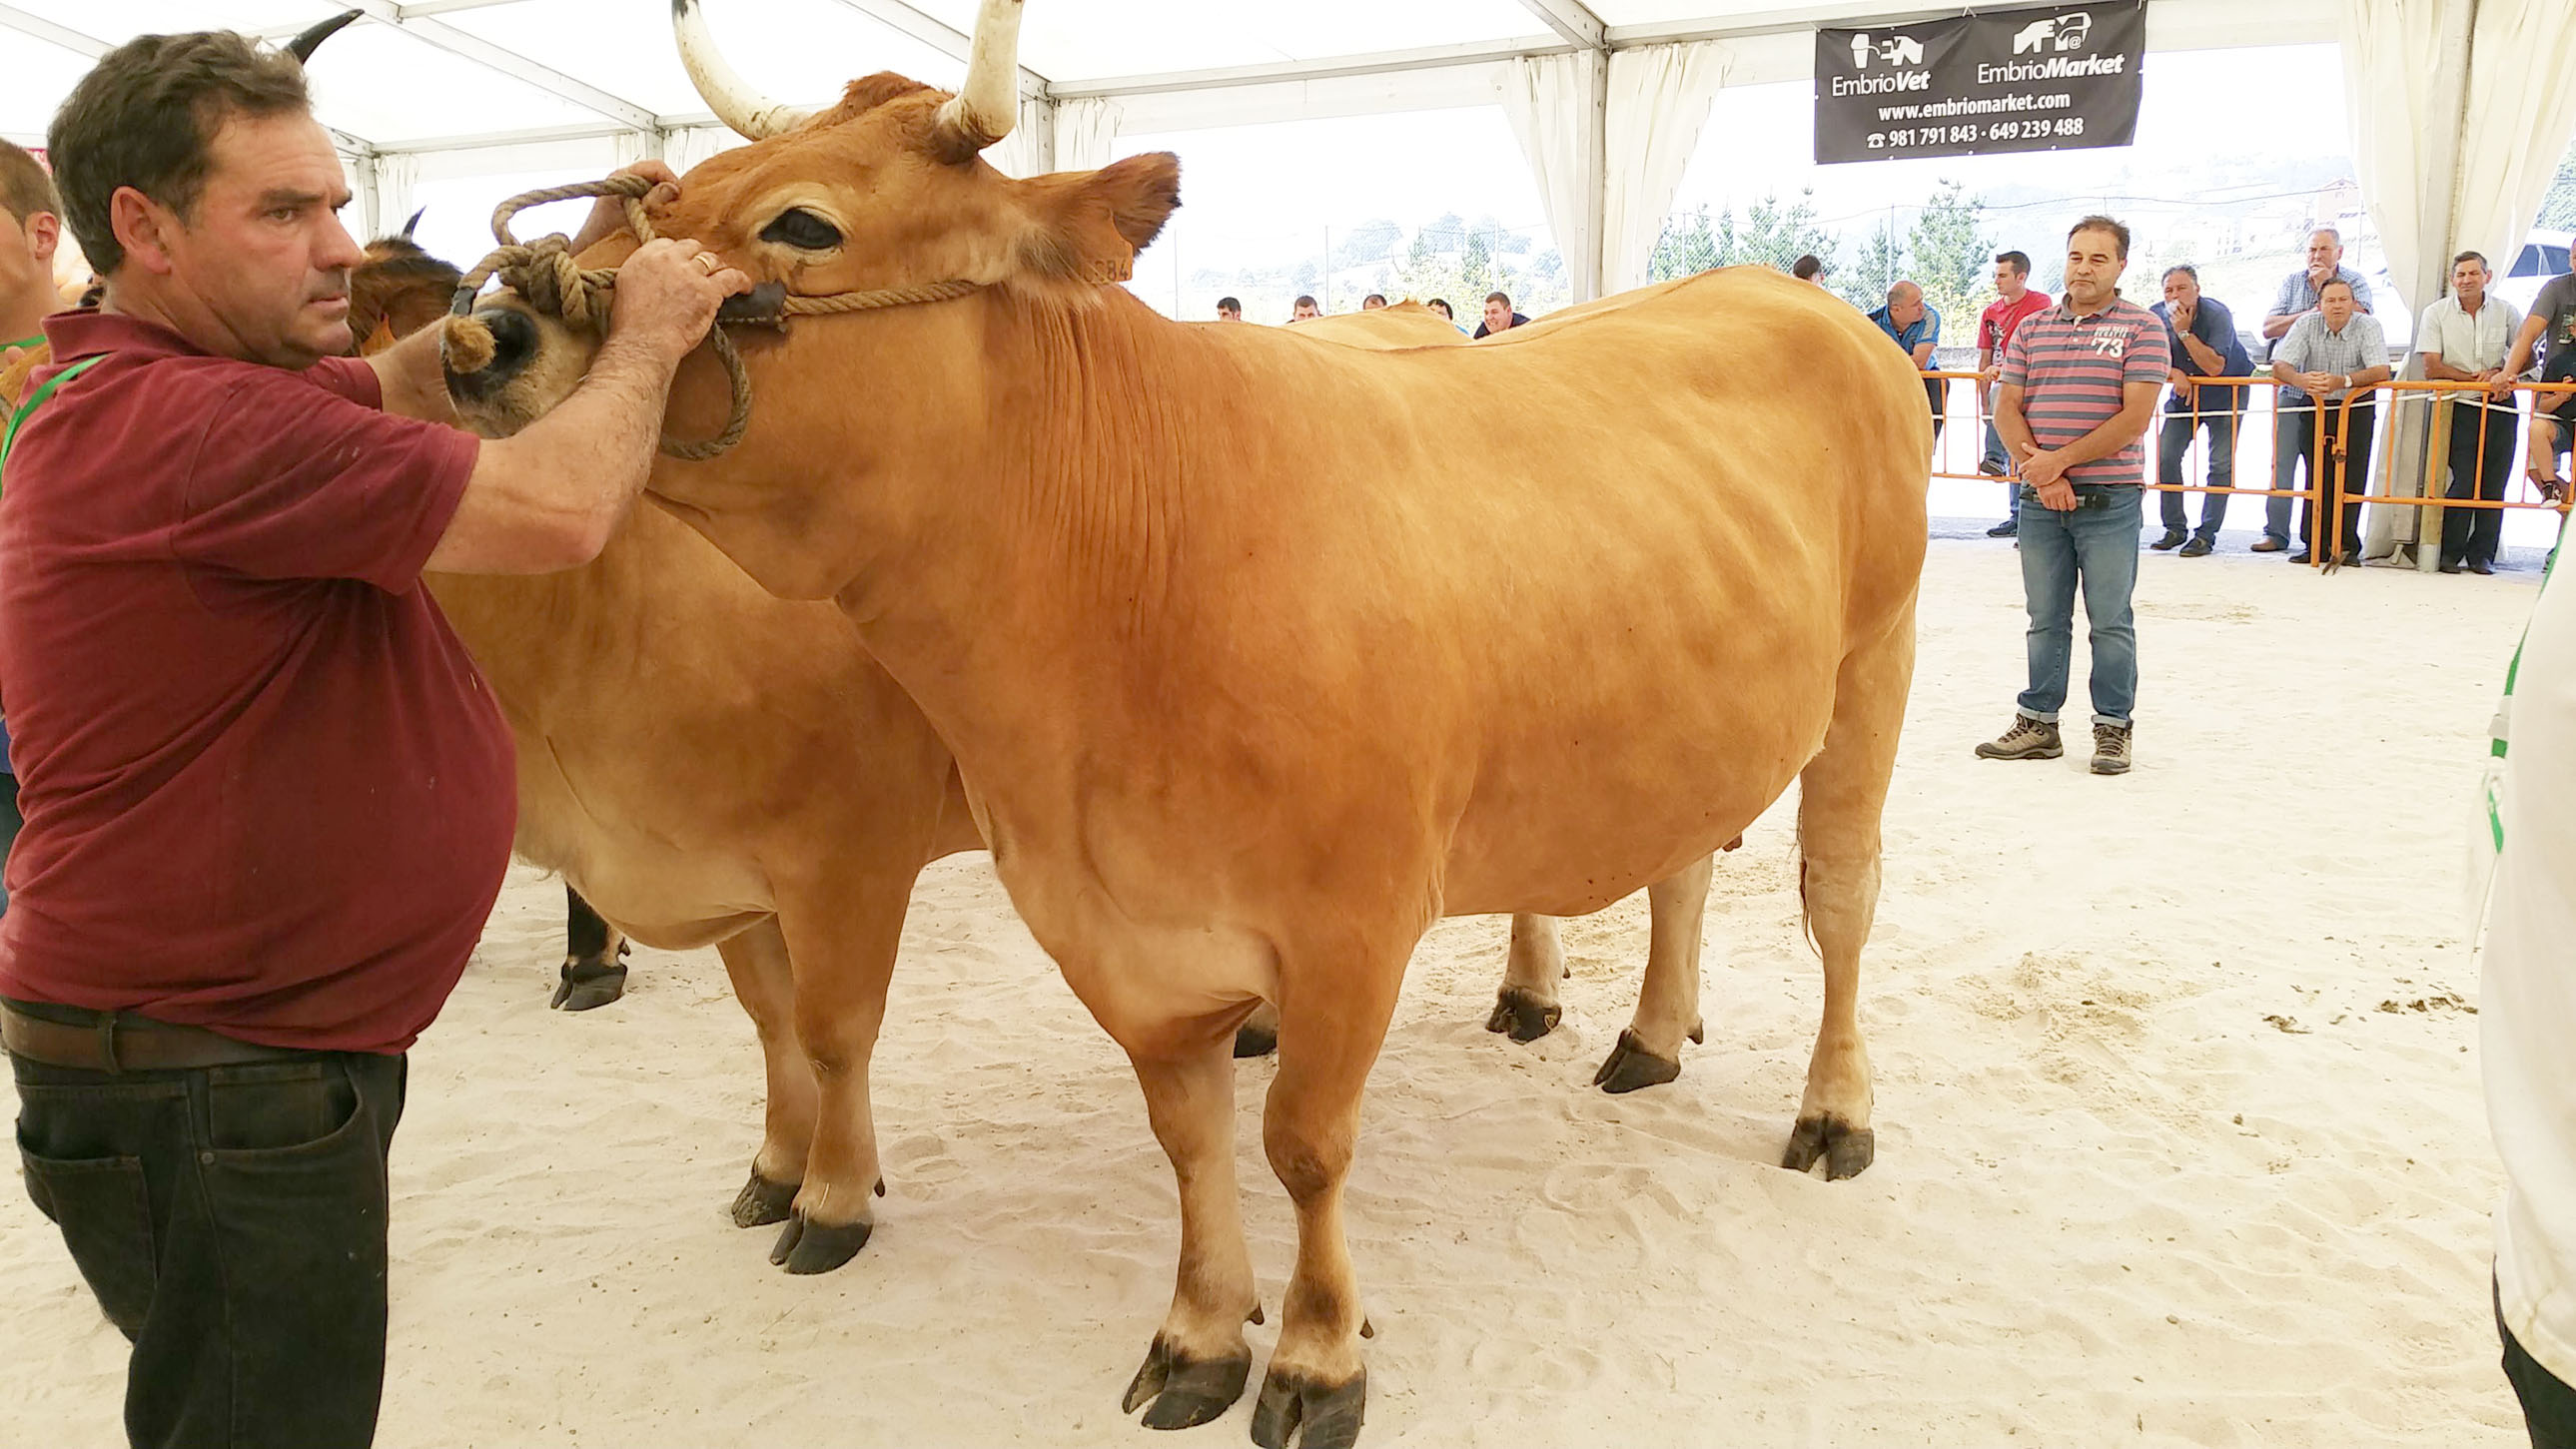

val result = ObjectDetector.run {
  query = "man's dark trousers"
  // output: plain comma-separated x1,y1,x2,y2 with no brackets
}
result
2442,397,2518,568
2156,407,2238,541
2283,400,2375,559
11,1011,407,1449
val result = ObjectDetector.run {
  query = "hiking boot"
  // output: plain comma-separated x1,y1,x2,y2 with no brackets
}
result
1975,715,2062,761
2090,723,2133,776
1987,519,2019,538
2149,531,2187,551
2250,536,2287,553
2178,536,2213,557
1977,458,2008,478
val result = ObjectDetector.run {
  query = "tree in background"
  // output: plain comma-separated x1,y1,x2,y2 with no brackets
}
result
1651,190,1836,282
1732,190,1838,273
1334,218,1402,270
1907,180,1995,330
1841,216,1906,310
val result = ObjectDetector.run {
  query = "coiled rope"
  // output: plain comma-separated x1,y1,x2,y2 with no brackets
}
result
447,174,983,460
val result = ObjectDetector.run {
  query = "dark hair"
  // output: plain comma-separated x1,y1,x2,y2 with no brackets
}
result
48,30,313,276
2161,264,2197,283
1426,298,1451,317
1216,296,1241,312
0,140,60,228
2453,250,2489,272
1293,295,1319,309
2067,215,2131,260
1484,291,1510,307
2318,278,2357,300
1996,250,2031,277
1362,293,1386,305
1791,254,1824,280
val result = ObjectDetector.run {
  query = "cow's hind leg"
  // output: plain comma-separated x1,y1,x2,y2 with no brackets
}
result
1487,914,1565,1042
1781,610,1913,1180
1253,946,1406,1449
715,920,813,1228
1119,1013,1263,1430
1594,853,1713,1093
553,884,631,1010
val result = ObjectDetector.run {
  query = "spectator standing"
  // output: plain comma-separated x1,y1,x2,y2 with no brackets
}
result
1977,250,2053,537
0,142,69,916
1361,294,1388,311
1977,216,2168,776
1869,280,1946,439
2499,264,2576,503
1474,291,1529,338
2258,228,2372,550
1426,298,1455,323
1216,296,1243,322
1,140,65,402
1290,295,1321,322
2269,279,2391,565
2419,251,2523,574
2149,264,2252,556
1792,254,1828,286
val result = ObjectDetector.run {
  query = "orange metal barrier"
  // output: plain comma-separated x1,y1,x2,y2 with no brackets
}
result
1923,369,2330,564
2324,378,2576,568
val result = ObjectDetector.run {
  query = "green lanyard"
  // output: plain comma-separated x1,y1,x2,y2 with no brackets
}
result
2,335,41,353
0,354,104,479
2487,542,2562,853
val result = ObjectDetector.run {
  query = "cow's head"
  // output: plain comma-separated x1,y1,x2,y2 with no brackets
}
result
443,0,1179,443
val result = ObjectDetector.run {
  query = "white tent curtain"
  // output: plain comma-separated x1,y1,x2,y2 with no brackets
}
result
1054,96,1121,173
2343,0,2576,561
1600,40,1732,296
664,125,748,178
373,152,421,243
1500,50,1600,303
988,96,1059,178
2455,2,2576,271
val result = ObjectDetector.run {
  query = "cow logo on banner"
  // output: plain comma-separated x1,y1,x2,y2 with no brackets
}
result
1814,3,2146,165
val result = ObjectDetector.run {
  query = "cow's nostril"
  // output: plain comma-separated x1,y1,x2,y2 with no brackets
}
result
478,308,537,376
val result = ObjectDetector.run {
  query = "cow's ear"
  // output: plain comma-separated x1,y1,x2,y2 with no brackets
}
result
1011,153,1181,290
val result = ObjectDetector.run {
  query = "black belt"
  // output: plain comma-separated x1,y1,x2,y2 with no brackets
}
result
2019,485,2138,509
1,1000,309,1073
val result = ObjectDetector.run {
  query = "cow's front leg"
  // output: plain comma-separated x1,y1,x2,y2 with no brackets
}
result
552,884,631,1010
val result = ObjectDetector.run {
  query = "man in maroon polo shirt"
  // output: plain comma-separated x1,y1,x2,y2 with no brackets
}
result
0,31,746,1448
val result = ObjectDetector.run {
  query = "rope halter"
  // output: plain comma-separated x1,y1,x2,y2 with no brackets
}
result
446,174,984,460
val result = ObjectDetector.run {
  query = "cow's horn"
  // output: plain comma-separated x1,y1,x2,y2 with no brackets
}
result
400,207,425,241
285,9,361,64
672,0,811,141
930,0,1025,158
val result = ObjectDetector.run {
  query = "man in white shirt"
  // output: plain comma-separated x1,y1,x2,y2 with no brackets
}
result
2270,280,2392,565
2483,553,2576,1448
2419,251,2524,574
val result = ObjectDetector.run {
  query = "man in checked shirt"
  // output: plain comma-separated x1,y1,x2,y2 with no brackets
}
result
2269,278,2392,566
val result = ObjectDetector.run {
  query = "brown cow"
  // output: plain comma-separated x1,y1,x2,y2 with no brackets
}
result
444,2,1925,1438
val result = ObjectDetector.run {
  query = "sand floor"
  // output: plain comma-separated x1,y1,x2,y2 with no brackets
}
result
0,536,2547,1447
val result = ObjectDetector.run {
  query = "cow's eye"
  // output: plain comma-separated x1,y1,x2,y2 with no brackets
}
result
760,208,842,250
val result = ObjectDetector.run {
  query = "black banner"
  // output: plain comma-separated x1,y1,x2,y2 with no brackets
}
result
1814,4,2145,165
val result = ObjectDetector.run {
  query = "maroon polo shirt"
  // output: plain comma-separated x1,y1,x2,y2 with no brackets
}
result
0,312,514,1053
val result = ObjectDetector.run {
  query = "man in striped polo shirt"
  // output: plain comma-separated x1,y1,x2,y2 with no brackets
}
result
1978,215,2170,776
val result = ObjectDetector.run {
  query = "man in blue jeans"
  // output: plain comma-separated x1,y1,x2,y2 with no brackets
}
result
1978,216,2169,775
2149,265,2250,555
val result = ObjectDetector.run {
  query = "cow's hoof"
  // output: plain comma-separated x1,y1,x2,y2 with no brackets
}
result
729,1168,799,1228
1121,1335,1252,1429
549,962,628,1011
1781,1113,1875,1180
1592,1030,1682,1093
1234,1022,1279,1059
1484,987,1560,1043
1250,1364,1366,1449
769,1210,872,1273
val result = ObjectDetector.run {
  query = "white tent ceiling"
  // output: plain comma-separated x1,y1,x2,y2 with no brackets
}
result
2,0,2338,158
